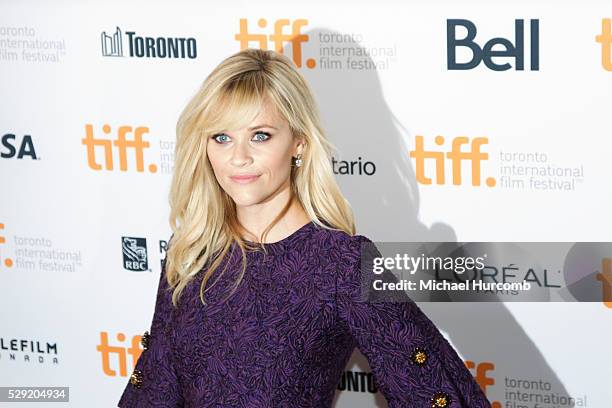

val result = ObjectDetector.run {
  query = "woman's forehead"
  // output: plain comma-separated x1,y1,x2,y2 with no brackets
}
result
208,95,287,133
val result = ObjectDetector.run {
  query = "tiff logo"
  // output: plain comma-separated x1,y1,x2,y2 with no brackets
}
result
596,257,612,308
122,237,148,272
97,331,143,377
235,18,315,68
101,27,123,57
81,124,156,172
0,223,13,268
595,18,612,71
465,361,498,406
409,136,495,187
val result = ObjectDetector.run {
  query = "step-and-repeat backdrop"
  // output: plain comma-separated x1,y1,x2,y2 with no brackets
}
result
2,0,610,406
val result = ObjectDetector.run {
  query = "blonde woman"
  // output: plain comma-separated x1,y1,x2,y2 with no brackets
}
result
118,48,491,408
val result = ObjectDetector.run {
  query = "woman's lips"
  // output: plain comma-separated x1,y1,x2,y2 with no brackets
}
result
230,174,261,184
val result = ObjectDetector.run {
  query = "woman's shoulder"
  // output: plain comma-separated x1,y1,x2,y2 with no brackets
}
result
310,222,378,263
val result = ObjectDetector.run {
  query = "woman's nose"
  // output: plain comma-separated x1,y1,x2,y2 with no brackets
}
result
230,139,253,166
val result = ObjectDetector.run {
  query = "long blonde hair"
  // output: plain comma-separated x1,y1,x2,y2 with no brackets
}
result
166,48,356,307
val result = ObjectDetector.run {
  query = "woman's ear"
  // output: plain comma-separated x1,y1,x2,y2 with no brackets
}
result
294,136,306,156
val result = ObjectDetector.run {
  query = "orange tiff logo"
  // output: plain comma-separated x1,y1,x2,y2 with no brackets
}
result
465,361,501,408
409,135,495,187
97,331,143,377
235,18,315,69
596,257,612,308
81,124,156,172
0,222,13,268
595,18,612,71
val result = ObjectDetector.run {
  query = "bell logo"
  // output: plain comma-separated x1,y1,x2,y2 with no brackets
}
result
97,331,143,377
447,19,539,71
0,223,13,268
596,257,612,308
409,135,495,187
234,18,315,69
595,18,612,71
81,124,156,172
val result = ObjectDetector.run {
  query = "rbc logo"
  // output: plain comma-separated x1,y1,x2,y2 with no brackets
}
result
122,236,148,272
447,19,539,71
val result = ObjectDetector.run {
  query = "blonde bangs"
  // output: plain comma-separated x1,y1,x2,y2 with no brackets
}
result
201,74,270,138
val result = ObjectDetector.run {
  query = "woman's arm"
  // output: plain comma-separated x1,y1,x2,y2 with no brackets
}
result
336,235,491,408
118,236,184,407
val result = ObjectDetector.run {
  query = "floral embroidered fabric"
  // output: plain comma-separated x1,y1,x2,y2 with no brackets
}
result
118,221,491,407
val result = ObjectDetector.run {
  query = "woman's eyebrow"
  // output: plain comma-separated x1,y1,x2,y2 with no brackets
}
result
247,124,278,130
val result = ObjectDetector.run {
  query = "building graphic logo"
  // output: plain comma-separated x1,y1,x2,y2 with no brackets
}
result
101,27,123,57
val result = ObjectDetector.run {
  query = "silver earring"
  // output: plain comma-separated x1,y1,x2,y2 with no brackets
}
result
294,153,303,167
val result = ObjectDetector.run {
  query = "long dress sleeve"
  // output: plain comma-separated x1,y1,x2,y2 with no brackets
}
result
118,237,184,407
336,235,492,408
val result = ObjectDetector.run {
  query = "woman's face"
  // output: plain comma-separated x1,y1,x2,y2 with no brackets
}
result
206,99,303,209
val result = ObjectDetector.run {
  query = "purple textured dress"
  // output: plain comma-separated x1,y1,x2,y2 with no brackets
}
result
118,221,491,407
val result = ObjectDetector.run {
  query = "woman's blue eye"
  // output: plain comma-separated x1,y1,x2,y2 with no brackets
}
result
253,131,271,142
213,134,230,143
212,132,271,144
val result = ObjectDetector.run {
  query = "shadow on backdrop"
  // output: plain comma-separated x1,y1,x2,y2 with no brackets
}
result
280,27,569,407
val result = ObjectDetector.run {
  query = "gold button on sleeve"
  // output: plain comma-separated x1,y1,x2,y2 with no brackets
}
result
130,369,143,389
409,346,428,366
430,391,451,407
140,331,150,351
